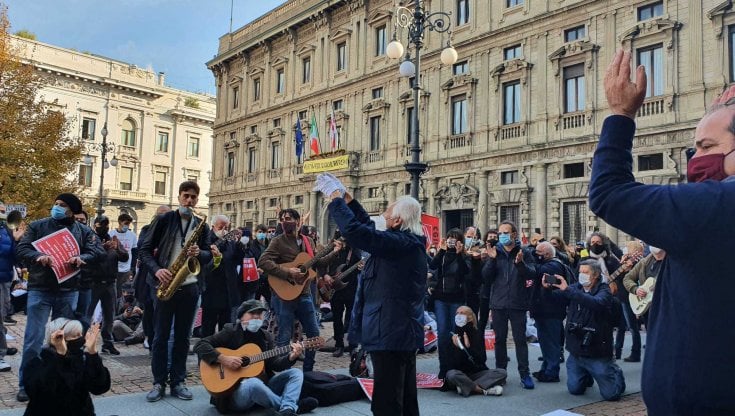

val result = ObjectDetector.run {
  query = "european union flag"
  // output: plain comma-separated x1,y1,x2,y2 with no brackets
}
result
295,117,304,163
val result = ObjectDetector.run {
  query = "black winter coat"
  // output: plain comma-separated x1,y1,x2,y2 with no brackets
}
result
428,249,470,304
555,282,615,359
482,243,537,310
531,258,568,319
449,325,488,375
83,232,128,286
202,240,248,310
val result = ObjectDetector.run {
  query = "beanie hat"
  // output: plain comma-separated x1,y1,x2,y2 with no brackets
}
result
56,193,83,214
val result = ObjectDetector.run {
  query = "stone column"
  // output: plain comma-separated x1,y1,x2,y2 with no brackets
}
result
605,223,620,246
309,191,318,227
304,191,312,225
478,171,489,233
387,182,398,205
259,197,266,224
534,164,547,235
426,178,438,216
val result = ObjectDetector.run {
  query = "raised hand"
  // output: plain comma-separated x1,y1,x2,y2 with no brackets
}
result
85,323,101,354
713,84,735,106
604,49,647,119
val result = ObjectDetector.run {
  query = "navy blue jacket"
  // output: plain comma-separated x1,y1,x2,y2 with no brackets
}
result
554,282,615,359
328,198,426,353
531,258,568,319
590,115,735,415
481,242,537,310
0,225,16,283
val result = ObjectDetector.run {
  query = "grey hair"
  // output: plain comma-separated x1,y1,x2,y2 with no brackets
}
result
45,317,83,345
391,195,423,236
212,214,230,225
537,241,556,257
579,259,602,278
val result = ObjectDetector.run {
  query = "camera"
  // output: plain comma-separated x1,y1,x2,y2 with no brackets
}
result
543,273,559,285
568,323,596,348
447,238,457,248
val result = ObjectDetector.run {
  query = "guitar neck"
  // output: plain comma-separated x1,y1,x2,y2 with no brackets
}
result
609,256,641,281
246,345,292,364
302,239,338,270
339,256,369,279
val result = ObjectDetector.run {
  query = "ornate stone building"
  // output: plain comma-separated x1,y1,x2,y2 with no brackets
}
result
207,0,729,245
12,36,215,230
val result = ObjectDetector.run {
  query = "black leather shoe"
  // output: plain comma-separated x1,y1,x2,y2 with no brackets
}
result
146,384,165,402
16,388,28,402
297,396,319,414
623,355,641,362
102,345,120,355
170,384,193,400
536,373,560,383
6,347,17,356
332,347,344,358
124,336,143,346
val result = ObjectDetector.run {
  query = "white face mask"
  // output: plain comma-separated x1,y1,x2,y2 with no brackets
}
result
578,273,591,286
454,314,467,327
373,215,387,231
649,246,662,255
242,319,263,333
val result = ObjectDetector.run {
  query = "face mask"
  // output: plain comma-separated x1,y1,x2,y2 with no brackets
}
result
96,226,109,236
455,314,467,327
124,295,135,304
240,236,250,245
590,244,604,255
121,225,129,233
499,234,512,246
0,212,6,220
242,319,264,332
373,215,387,231
178,206,192,216
66,337,85,352
256,232,266,241
429,249,436,256
578,272,591,286
215,229,226,238
282,222,297,234
487,239,498,247
51,205,67,220
649,246,662,255
464,238,475,248
686,150,734,182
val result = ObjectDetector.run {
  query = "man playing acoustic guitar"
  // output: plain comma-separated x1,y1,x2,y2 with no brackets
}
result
195,299,319,415
259,208,340,372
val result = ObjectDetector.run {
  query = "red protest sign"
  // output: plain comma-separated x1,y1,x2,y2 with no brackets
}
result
424,329,437,349
31,228,80,284
485,329,496,351
357,378,374,401
421,214,440,249
416,373,444,389
242,258,259,282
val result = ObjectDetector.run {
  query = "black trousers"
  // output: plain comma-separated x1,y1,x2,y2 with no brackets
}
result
89,283,116,345
371,350,419,416
330,292,354,348
478,296,490,331
491,308,530,377
201,306,229,337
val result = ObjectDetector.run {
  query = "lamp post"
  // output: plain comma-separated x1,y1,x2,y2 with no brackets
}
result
386,1,458,200
82,122,117,220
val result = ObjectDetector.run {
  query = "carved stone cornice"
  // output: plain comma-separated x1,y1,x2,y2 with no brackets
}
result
548,40,599,76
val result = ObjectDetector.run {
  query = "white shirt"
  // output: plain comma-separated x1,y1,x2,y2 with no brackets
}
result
109,229,138,273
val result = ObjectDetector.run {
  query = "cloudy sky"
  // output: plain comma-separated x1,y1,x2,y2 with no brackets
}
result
6,0,286,94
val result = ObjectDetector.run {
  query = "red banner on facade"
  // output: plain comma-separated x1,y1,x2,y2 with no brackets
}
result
421,214,440,249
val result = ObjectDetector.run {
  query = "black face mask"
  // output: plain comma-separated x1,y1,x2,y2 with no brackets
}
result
590,244,605,255
487,239,498,247
96,226,109,236
124,295,135,304
66,337,85,353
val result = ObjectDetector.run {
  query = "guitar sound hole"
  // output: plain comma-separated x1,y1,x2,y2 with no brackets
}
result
298,266,307,274
241,357,250,367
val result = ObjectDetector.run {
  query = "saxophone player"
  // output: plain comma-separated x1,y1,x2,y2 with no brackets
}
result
138,181,212,402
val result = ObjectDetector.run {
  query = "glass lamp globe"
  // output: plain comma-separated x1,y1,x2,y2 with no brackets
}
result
83,154,92,165
386,40,405,59
399,60,416,77
109,157,118,167
103,160,110,169
440,46,459,66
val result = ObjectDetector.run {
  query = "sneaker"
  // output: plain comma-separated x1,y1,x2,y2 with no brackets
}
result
143,338,150,349
146,384,165,402
5,334,15,341
6,347,17,356
456,385,463,395
483,385,503,396
297,396,319,414
102,345,120,355
4,317,16,326
278,409,298,416
0,359,10,372
170,384,193,400
332,347,344,358
536,373,560,383
16,388,28,402
520,375,535,389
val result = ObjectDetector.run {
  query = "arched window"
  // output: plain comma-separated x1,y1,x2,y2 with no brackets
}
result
121,119,136,147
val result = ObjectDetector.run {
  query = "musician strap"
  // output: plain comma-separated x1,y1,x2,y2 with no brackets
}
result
301,235,315,257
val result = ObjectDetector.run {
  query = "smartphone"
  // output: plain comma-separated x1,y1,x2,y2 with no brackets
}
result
543,273,559,285
447,238,457,248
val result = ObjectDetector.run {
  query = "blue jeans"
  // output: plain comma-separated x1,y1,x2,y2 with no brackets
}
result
566,353,626,401
75,288,92,331
536,318,564,378
19,290,78,388
230,368,302,413
271,293,319,372
434,299,462,378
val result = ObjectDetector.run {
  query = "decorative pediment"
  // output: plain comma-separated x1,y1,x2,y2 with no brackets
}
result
548,41,599,76
362,99,390,113
348,0,366,12
434,182,479,209
490,60,533,91
327,110,350,122
330,28,353,42
248,66,264,77
271,56,289,67
368,9,392,25
245,133,261,144
296,44,316,57
227,75,243,85
441,74,479,91
267,127,285,138
224,137,240,149
619,19,682,46
707,0,733,38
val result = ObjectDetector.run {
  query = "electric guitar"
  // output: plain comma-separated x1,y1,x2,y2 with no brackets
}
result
607,253,643,295
200,336,324,397
319,255,370,302
629,277,656,317
268,239,341,301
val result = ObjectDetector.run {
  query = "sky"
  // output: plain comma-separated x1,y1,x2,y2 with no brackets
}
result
5,0,286,95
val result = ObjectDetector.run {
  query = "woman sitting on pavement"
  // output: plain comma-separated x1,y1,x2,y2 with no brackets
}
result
445,306,507,397
23,318,111,416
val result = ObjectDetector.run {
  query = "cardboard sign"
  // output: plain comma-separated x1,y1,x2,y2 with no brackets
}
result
357,378,374,401
242,258,259,282
421,213,440,249
193,307,203,328
416,373,444,389
484,329,496,351
5,204,27,218
31,228,80,284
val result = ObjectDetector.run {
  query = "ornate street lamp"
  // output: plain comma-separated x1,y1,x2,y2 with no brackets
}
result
82,122,117,219
387,0,458,200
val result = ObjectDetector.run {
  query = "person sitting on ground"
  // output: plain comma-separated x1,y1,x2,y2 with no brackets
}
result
112,285,144,345
445,306,507,397
23,318,110,416
194,299,318,416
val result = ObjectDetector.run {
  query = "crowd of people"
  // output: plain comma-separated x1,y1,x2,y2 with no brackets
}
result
0,49,732,416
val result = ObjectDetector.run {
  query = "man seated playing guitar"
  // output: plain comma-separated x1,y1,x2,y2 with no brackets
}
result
259,208,340,372
194,299,318,416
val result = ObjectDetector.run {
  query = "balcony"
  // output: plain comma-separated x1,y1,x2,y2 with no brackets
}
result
267,169,280,179
637,97,666,117
104,189,147,202
445,134,471,149
558,112,587,130
246,173,257,182
499,124,522,140
294,165,304,175
365,150,383,164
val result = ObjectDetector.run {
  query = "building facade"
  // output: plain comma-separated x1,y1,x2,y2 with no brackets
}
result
12,36,215,230
207,0,730,245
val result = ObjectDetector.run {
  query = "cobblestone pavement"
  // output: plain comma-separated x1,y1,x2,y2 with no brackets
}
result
0,313,647,415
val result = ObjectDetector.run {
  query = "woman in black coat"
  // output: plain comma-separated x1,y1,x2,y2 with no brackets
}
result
23,318,110,416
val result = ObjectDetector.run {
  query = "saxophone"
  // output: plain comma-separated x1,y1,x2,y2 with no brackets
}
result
156,211,208,301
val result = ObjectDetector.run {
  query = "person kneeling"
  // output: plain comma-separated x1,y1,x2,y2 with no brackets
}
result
547,260,626,401
194,299,318,416
445,306,507,397
23,319,111,416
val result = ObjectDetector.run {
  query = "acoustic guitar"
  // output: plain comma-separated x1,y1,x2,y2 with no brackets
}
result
319,255,370,302
629,277,656,317
200,336,324,396
268,239,340,301
607,253,643,295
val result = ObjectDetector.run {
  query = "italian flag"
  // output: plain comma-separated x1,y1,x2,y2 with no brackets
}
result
310,112,320,156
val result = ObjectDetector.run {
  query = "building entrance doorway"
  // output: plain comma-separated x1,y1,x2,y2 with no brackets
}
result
443,209,474,233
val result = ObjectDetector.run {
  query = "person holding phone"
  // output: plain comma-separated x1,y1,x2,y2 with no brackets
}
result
531,242,568,383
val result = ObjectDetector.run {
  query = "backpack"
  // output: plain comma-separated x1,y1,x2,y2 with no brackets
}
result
349,346,372,378
300,371,364,406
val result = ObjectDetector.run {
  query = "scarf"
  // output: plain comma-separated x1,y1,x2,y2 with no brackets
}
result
588,250,610,283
